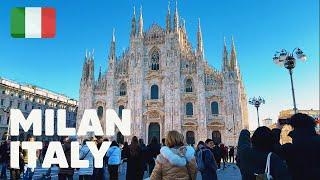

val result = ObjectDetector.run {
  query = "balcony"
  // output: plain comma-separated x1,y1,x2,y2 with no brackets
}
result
145,98,164,110
117,95,128,104
207,114,224,127
183,92,197,101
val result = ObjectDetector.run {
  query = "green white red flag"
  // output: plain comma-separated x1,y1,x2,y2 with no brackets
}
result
11,7,56,38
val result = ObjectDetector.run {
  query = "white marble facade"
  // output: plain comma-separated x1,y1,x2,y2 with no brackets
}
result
77,4,249,146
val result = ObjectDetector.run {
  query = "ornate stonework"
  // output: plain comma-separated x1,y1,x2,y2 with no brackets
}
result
77,4,249,146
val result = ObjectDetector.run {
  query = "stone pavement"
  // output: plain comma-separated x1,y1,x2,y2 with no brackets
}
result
5,163,241,179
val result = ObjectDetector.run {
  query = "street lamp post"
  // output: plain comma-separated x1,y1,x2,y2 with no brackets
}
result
249,96,265,127
273,48,307,114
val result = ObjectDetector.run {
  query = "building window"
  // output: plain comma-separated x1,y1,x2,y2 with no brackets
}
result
18,94,22,98
151,50,160,70
118,105,124,118
119,83,127,96
2,90,5,94
151,85,159,99
0,99,4,106
17,102,21,109
97,106,103,120
211,101,219,115
9,101,13,107
185,78,193,92
25,104,28,111
186,102,193,116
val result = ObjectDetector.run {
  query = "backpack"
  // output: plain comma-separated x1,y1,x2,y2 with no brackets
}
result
255,152,273,180
196,148,206,172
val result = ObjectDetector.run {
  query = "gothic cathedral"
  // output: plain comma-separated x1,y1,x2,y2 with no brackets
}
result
77,3,249,146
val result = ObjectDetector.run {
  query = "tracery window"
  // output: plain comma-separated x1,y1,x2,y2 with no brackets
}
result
151,50,160,70
185,79,193,92
211,101,219,115
119,82,127,96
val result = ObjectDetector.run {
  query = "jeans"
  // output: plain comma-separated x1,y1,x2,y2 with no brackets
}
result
23,167,34,180
108,165,119,180
0,162,7,177
58,174,73,180
79,175,93,180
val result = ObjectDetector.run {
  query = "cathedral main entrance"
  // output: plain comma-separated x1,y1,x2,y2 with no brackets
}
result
148,122,160,144
212,131,221,145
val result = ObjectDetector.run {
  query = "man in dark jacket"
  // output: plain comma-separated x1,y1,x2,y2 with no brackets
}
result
279,113,320,180
197,139,217,180
58,137,74,180
237,127,291,180
212,143,222,169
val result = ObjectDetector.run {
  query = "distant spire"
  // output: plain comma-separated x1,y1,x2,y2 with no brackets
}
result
223,37,229,71
131,6,136,37
112,28,116,42
98,65,102,82
138,6,144,37
230,36,238,71
197,18,203,55
166,0,171,33
85,49,88,58
174,0,179,32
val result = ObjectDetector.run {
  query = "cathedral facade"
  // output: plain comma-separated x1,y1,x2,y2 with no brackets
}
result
77,4,249,146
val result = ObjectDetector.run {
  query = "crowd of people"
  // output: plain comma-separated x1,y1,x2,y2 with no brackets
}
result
0,113,319,180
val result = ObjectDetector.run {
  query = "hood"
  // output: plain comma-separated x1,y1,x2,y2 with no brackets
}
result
157,146,195,166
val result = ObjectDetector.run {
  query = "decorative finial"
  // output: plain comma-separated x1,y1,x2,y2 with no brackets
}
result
85,49,88,58
133,6,136,16
112,28,115,42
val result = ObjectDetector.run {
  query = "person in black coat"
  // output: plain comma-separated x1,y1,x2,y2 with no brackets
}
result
146,136,161,175
212,143,222,169
237,127,291,180
126,136,144,180
58,137,74,180
279,113,320,180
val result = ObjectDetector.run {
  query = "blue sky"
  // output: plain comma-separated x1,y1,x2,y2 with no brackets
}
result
0,0,319,130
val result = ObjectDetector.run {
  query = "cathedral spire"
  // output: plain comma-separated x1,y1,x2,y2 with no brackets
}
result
131,6,136,37
222,37,229,71
98,65,102,82
138,6,144,37
230,36,238,71
166,0,171,33
173,0,179,32
108,29,116,70
197,18,203,56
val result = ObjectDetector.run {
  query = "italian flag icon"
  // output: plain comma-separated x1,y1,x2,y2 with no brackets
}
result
11,7,56,38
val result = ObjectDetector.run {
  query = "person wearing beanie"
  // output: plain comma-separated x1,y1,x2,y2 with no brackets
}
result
279,113,320,180
237,127,291,180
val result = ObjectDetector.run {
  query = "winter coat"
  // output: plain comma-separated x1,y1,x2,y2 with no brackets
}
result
237,130,291,180
150,145,197,180
279,128,320,180
106,146,121,165
212,146,222,162
59,143,74,176
0,142,9,163
198,146,218,180
126,145,144,180
78,144,94,176
146,143,161,164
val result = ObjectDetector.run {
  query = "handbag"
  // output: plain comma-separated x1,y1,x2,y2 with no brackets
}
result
255,152,273,180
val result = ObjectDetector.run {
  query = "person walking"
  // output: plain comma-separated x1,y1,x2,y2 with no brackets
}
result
58,137,74,180
93,136,104,179
196,140,218,180
150,130,197,180
23,136,36,180
228,146,235,163
146,136,161,175
279,113,320,180
126,136,144,180
106,141,121,180
78,138,94,180
237,127,291,180
220,144,228,169
139,138,148,176
0,140,9,178
212,143,222,169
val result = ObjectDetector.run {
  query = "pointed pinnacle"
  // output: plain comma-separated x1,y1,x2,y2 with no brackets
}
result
133,6,136,16
112,28,115,42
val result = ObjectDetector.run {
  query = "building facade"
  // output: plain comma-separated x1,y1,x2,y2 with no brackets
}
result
277,109,320,144
0,77,77,141
77,4,249,146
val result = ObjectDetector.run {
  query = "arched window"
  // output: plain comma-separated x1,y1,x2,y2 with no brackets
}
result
185,78,193,92
186,131,195,145
151,85,159,99
119,105,124,118
119,82,127,96
97,106,103,120
186,102,193,116
211,101,219,115
151,50,160,70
